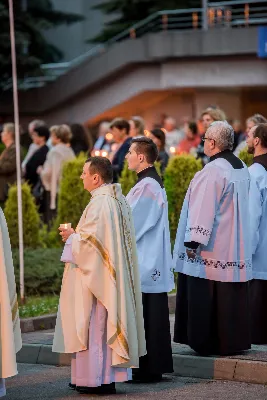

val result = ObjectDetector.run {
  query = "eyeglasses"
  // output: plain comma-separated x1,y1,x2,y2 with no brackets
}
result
202,137,214,142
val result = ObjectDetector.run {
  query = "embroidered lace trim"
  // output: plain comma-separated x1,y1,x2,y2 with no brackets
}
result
178,252,252,270
186,226,212,237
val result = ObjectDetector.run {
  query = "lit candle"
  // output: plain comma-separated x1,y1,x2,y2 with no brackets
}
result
170,146,176,155
102,151,108,157
95,150,100,156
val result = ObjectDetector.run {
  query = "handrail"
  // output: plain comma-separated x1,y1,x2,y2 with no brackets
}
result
12,0,267,90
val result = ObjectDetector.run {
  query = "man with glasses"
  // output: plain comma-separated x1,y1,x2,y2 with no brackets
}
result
173,121,252,356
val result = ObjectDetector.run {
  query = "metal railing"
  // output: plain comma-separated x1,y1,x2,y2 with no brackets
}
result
13,0,267,90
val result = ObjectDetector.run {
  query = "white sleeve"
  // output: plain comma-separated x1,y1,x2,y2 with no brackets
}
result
128,181,164,242
249,173,263,254
185,166,225,246
60,233,79,264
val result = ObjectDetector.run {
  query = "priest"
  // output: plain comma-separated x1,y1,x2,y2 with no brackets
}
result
0,208,22,397
246,123,267,344
53,156,146,395
125,137,174,382
173,121,252,356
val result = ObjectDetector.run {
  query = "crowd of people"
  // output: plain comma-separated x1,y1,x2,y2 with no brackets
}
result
1,109,265,226
1,105,267,396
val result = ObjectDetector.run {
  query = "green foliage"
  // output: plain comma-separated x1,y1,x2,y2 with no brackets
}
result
119,160,163,196
4,182,41,248
239,147,253,167
13,248,63,296
0,0,83,86
119,161,137,195
164,154,202,242
54,155,90,232
19,295,59,318
91,0,201,43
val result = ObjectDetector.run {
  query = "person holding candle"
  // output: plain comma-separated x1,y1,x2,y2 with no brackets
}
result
53,156,146,395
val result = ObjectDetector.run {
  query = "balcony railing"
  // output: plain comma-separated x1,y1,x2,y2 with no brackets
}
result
11,0,267,90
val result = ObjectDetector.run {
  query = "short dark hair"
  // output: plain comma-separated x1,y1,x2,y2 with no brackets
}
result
131,137,158,163
34,126,50,142
150,128,166,150
188,121,198,136
85,156,113,183
253,123,267,149
110,118,130,135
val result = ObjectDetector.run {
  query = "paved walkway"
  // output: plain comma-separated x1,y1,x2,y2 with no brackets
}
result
22,315,267,363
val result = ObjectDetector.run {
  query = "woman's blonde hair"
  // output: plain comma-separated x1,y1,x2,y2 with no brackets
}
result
201,107,226,122
50,124,72,144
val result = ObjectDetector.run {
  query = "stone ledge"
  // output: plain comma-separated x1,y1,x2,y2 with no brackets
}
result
17,344,267,385
20,314,57,333
20,294,176,334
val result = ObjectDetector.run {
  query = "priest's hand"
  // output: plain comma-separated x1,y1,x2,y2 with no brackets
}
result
186,248,197,261
59,227,75,242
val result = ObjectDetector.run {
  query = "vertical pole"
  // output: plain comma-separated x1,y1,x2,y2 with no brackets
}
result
202,0,208,31
8,0,25,302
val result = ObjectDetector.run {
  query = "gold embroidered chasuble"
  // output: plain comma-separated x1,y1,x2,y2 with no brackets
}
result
0,208,22,378
53,184,146,368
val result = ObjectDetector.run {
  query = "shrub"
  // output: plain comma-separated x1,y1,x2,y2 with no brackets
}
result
164,155,202,242
119,161,163,196
4,183,41,248
54,154,91,232
119,161,137,196
239,147,253,167
13,248,64,296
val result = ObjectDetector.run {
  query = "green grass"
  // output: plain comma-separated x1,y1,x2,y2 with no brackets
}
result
19,295,59,318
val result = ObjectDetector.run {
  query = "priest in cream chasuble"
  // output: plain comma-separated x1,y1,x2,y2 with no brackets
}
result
53,156,146,395
0,208,22,397
173,121,252,356
126,137,174,382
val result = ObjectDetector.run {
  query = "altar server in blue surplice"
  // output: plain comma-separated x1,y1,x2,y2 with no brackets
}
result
126,137,174,382
246,123,267,344
173,121,252,356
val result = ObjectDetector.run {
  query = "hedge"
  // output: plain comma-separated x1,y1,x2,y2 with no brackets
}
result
164,155,202,242
4,183,42,248
51,155,91,244
239,147,253,167
119,161,162,196
13,248,63,296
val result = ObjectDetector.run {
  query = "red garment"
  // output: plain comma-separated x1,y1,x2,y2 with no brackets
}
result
177,136,201,154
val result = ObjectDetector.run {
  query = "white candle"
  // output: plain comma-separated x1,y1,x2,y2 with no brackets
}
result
170,146,176,154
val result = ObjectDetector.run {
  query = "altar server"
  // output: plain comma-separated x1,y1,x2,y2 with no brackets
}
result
173,121,252,356
0,208,22,397
53,156,146,395
247,123,267,344
126,137,174,382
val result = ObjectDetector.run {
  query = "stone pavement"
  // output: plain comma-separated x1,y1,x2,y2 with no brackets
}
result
7,364,267,400
19,315,267,385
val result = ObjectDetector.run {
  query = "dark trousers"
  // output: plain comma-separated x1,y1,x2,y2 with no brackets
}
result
174,273,251,356
137,292,173,375
250,279,267,344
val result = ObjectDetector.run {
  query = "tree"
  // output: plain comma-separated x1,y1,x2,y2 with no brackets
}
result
0,0,83,87
91,0,201,43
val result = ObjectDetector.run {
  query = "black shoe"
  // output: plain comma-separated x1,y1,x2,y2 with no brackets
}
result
68,383,76,390
76,382,116,395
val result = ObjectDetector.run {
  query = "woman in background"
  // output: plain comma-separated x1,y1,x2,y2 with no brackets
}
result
129,116,145,137
177,122,200,154
149,128,169,174
70,123,93,156
38,125,75,225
